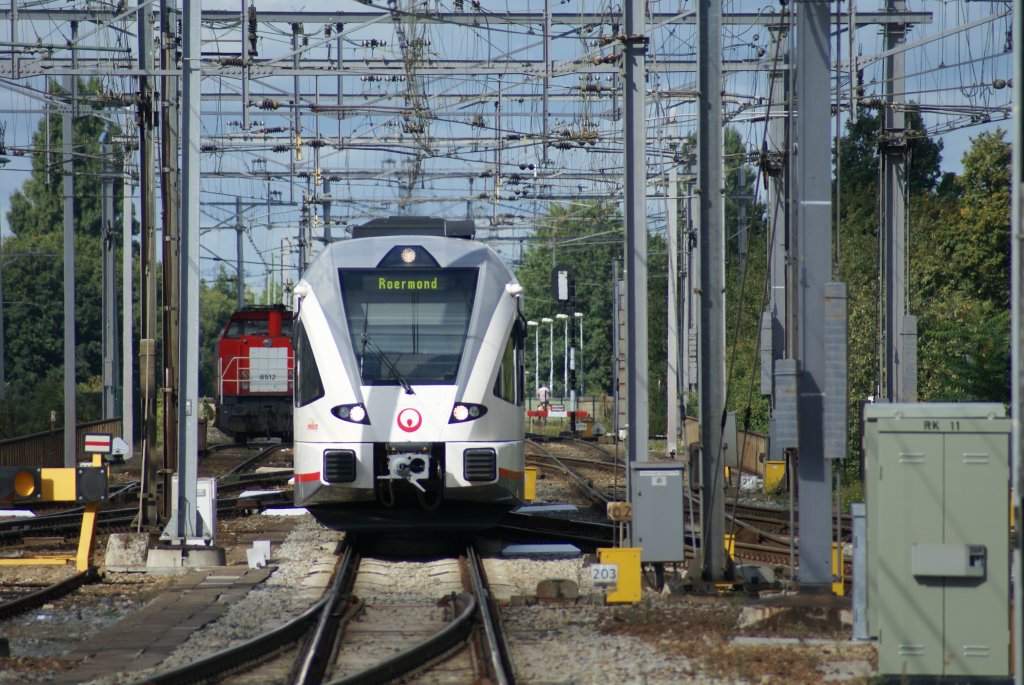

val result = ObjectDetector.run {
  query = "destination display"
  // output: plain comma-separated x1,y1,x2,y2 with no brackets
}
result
340,269,471,294
376,274,440,291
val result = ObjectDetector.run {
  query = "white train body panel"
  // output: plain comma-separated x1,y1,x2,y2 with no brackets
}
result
292,226,526,525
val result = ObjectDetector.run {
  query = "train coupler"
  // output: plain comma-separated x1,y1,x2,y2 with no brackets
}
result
377,453,432,493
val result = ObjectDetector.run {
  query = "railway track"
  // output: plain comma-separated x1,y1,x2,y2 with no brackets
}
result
525,436,853,581
133,540,515,685
132,539,359,685
525,439,618,512
330,545,514,685
0,569,97,620
0,444,296,650
0,442,295,547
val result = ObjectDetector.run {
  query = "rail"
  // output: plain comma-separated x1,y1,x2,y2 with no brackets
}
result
331,544,515,685
525,438,610,511
467,545,516,685
0,569,97,620
131,538,360,685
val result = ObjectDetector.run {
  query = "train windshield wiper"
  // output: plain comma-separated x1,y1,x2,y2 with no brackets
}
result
360,332,415,395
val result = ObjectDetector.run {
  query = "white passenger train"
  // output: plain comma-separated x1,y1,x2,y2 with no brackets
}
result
291,217,526,531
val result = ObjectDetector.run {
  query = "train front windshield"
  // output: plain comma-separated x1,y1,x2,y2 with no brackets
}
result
339,268,478,385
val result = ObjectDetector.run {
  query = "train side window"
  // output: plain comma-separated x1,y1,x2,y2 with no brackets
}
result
294,322,325,407
493,333,516,404
514,320,525,406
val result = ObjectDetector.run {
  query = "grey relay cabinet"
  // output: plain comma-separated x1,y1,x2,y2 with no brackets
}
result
863,403,1009,681
630,461,685,562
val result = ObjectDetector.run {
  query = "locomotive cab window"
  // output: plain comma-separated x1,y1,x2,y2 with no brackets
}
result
339,268,478,386
225,313,293,339
294,322,325,407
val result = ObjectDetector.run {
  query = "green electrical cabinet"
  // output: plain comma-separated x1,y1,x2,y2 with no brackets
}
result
863,403,1009,681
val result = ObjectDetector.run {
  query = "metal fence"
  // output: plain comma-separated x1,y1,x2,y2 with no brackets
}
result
0,418,123,468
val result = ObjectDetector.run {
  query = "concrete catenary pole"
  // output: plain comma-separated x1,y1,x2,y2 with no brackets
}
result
62,23,78,468
165,0,203,542
793,0,834,590
666,164,679,456
236,197,245,309
1010,0,1022,679
622,0,649,480
138,0,160,526
121,148,134,456
101,138,118,419
697,0,727,580
882,0,916,403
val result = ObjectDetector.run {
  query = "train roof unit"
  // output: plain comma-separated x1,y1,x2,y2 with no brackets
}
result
350,216,476,240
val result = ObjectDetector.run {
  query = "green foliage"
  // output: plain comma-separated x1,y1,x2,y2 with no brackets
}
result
722,129,770,433
913,129,1011,402
0,75,258,438
835,115,1009,478
917,298,1009,401
835,108,952,472
517,202,622,398
515,202,672,433
0,78,124,434
516,125,772,436
0,368,64,437
923,130,1010,307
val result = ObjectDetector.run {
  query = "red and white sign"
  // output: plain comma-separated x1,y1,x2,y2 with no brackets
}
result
397,408,422,433
83,433,113,454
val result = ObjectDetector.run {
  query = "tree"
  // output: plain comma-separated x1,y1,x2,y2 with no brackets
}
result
515,203,670,430
834,108,948,467
517,202,622,399
0,78,123,433
914,129,1010,402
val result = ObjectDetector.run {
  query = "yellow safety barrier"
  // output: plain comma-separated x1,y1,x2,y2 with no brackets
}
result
597,547,642,604
523,466,537,502
0,454,107,572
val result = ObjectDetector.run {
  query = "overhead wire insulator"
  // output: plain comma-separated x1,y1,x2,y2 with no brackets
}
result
248,5,258,56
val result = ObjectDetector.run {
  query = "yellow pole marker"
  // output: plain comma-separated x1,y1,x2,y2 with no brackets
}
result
74,454,105,572
832,542,845,596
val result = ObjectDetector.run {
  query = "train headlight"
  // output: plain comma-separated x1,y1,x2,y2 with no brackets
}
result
332,403,371,425
450,403,487,423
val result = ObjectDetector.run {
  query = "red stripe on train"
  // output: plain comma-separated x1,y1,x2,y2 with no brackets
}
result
498,468,523,481
294,471,321,483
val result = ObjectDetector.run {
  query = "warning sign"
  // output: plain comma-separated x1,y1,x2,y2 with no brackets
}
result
83,433,113,454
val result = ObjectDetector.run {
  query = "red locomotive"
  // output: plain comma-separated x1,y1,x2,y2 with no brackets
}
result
214,304,294,441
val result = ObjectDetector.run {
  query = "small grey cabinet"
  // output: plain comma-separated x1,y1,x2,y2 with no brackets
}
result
630,461,685,562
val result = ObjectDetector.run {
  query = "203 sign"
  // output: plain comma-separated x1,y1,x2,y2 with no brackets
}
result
590,563,618,587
